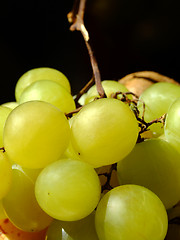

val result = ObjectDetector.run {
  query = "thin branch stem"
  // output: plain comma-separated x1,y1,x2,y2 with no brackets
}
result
99,163,117,192
74,76,95,105
67,0,106,98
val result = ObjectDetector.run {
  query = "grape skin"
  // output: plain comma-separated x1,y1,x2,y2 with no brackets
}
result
82,80,130,105
19,80,76,114
137,82,180,136
71,98,139,168
117,138,180,209
3,101,70,169
46,211,99,240
0,106,12,148
95,185,168,240
2,164,52,232
0,152,12,200
15,67,71,102
35,158,101,221
164,98,180,155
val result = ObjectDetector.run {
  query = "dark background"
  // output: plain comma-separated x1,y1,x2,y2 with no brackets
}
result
0,0,179,103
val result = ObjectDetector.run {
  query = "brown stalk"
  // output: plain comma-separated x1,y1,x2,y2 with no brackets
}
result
67,0,106,99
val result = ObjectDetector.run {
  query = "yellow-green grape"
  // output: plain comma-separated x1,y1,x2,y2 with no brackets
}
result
19,80,76,114
1,102,19,109
0,200,6,220
164,98,180,155
71,98,139,168
35,158,101,221
117,138,180,209
0,106,12,147
62,115,80,160
3,101,70,169
15,67,71,101
82,80,130,104
2,164,52,232
46,211,99,240
0,151,12,200
137,82,180,137
95,185,168,240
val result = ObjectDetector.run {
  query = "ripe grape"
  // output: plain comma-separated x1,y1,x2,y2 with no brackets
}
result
46,211,99,240
71,98,139,167
95,185,168,240
137,82,180,136
0,152,12,200
117,138,180,209
0,200,6,220
62,115,81,160
2,164,52,232
19,80,76,114
15,67,71,101
1,102,19,109
164,98,180,154
0,106,12,148
81,80,130,105
35,158,101,221
3,101,70,168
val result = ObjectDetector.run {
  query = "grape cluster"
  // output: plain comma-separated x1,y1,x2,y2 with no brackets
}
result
0,67,180,240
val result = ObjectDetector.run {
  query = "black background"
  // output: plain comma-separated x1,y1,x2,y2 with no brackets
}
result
0,0,180,103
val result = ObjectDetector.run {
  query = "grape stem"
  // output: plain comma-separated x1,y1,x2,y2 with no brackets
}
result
65,106,83,118
74,77,95,107
67,0,106,99
98,163,117,193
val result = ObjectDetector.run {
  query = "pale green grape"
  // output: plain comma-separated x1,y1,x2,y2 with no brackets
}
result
71,98,139,168
1,101,19,109
117,138,180,209
0,106,12,147
0,151,12,200
46,211,99,240
15,67,71,101
0,200,6,220
95,185,168,240
2,164,52,232
82,80,130,104
164,98,180,154
137,82,180,136
19,80,76,114
3,101,70,169
62,115,81,160
35,158,101,221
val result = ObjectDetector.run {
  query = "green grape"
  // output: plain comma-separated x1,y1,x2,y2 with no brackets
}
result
164,98,180,154
0,151,12,200
46,211,99,240
0,106,12,147
19,80,76,114
0,200,6,220
1,101,19,109
35,158,101,221
137,82,180,136
62,115,81,160
3,101,70,169
95,185,168,240
2,164,52,232
71,98,139,168
15,67,71,101
82,80,130,104
117,138,180,209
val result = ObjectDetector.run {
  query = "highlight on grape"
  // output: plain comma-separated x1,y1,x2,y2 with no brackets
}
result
0,1,180,240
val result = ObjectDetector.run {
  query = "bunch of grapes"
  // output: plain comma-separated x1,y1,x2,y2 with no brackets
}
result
1,66,180,240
